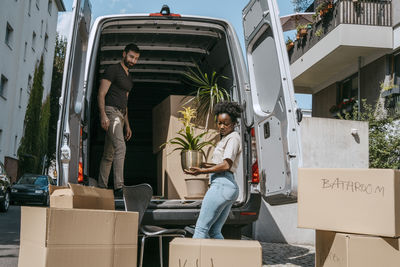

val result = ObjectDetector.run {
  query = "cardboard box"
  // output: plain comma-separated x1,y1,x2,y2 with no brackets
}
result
49,183,114,210
18,206,138,267
316,230,400,267
298,168,400,237
152,95,218,199
169,238,262,267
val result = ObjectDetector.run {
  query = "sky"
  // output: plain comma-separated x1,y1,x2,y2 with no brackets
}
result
57,0,312,109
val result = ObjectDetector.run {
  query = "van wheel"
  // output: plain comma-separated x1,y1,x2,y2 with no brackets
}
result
222,225,242,240
0,191,10,212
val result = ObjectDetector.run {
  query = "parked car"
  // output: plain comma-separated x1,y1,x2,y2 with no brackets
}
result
56,0,302,238
0,161,11,212
10,174,56,206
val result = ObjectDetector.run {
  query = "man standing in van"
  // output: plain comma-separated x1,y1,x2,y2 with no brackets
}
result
97,43,140,197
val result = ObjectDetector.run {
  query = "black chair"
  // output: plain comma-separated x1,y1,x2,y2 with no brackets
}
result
123,184,186,267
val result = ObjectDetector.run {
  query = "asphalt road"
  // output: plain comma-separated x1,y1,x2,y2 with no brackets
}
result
0,205,20,267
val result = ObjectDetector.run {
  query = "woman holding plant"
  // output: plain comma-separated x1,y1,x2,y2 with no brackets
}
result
184,101,243,239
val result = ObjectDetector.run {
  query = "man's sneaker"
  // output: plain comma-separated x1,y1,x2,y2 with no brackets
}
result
114,188,123,198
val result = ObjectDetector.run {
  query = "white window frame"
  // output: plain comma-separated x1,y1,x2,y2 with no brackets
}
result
48,0,52,15
28,0,32,16
24,42,27,61
5,22,14,49
19,88,23,108
44,33,49,51
0,75,8,99
32,31,36,52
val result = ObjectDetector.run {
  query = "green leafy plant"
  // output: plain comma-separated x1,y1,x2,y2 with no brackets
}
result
161,107,214,156
315,29,323,37
339,99,400,169
183,63,230,129
380,77,398,92
286,36,294,45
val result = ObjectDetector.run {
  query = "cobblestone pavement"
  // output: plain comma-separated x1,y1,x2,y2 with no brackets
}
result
260,241,315,267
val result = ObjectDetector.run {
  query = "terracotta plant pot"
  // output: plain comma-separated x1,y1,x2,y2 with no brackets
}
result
286,42,294,51
299,28,307,37
296,34,300,40
184,177,209,199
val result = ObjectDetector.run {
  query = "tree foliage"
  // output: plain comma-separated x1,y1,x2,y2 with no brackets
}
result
18,56,45,174
292,0,314,12
47,34,67,167
340,99,400,169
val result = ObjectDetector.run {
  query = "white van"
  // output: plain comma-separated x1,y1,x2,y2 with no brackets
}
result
56,0,302,237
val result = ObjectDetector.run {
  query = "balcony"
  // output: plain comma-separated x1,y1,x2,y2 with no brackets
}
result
288,0,393,94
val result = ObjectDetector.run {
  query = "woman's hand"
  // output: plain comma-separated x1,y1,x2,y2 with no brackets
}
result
184,167,203,176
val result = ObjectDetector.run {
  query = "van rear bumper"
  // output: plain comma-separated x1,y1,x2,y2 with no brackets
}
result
117,192,261,227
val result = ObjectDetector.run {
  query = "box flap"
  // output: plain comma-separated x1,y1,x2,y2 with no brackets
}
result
50,183,114,210
19,207,48,246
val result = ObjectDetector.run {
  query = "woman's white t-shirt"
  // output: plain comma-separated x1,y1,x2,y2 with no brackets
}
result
211,131,242,173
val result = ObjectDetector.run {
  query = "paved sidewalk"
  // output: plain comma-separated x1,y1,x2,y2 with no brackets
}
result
260,241,315,267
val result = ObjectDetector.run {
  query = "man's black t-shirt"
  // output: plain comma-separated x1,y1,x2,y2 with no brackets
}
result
102,63,133,110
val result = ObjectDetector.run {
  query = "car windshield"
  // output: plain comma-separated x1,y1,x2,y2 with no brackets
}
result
17,175,48,186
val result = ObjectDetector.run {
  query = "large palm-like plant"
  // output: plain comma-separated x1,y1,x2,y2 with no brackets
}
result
183,64,230,129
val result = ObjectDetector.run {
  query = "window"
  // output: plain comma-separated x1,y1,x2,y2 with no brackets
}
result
32,31,36,51
36,0,40,10
40,20,43,38
44,34,48,51
337,73,358,104
28,75,32,94
19,88,22,108
5,22,14,48
24,42,27,61
14,135,17,156
28,0,32,15
48,0,52,15
0,75,8,99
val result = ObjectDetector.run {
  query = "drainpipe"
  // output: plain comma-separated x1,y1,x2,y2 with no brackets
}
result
358,56,362,119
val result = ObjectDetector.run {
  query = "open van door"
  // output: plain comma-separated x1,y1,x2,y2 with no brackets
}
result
243,0,302,205
56,0,91,186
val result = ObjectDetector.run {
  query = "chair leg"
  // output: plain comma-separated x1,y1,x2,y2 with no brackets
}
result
139,236,146,267
159,236,163,267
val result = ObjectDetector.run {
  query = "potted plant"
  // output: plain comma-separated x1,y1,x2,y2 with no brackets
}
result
296,24,308,37
183,63,230,129
286,37,294,51
162,107,215,198
380,78,400,97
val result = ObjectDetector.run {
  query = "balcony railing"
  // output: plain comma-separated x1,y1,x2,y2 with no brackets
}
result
288,0,392,64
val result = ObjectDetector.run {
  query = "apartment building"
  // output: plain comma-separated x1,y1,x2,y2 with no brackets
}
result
0,0,65,181
288,0,399,119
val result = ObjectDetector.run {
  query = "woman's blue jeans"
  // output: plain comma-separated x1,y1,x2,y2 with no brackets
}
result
193,171,239,239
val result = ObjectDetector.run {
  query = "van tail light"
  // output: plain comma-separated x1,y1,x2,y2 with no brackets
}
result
78,161,84,183
250,128,259,184
252,160,260,184
78,126,84,183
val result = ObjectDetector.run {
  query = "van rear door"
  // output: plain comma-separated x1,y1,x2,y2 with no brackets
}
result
56,0,92,186
242,0,302,204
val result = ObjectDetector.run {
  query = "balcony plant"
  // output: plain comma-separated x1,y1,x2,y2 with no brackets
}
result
286,37,294,51
380,78,400,98
296,24,308,37
183,63,230,129
161,107,214,171
329,97,357,117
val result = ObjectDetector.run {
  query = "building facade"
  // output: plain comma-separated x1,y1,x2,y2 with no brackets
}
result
288,0,399,119
0,0,65,181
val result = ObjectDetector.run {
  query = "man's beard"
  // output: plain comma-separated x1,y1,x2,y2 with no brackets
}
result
123,58,134,69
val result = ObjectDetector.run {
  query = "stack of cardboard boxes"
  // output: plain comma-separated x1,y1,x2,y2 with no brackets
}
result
18,183,139,267
298,168,400,267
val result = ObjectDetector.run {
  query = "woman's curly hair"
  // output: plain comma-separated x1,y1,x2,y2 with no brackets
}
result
213,101,243,123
